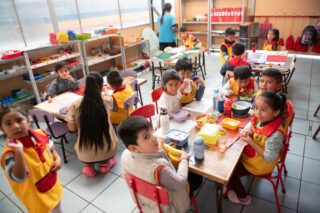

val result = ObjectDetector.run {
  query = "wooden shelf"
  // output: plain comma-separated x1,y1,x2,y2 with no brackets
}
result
85,34,120,43
0,69,28,81
0,56,24,65
87,54,122,66
14,94,35,104
183,21,208,24
191,32,208,35
211,22,242,25
123,40,148,49
30,53,80,69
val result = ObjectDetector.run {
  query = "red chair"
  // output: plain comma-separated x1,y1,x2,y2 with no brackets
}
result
124,172,198,213
131,104,156,129
151,87,163,114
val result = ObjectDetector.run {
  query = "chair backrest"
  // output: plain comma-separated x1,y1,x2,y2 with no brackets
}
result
124,92,138,116
129,79,138,92
287,56,296,85
77,77,86,86
29,109,55,134
120,70,138,78
124,172,170,212
151,87,163,114
131,104,156,128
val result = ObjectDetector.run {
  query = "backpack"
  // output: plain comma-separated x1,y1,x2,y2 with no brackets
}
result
285,35,294,50
301,25,318,45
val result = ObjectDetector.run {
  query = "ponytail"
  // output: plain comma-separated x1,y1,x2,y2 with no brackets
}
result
79,72,112,153
160,3,172,24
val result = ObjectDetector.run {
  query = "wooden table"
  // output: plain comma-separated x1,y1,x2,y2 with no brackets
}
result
246,50,289,73
157,98,249,213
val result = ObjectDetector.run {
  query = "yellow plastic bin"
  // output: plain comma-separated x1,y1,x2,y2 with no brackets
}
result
196,123,221,145
221,118,241,131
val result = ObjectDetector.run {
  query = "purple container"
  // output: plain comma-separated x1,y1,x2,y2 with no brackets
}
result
172,109,189,122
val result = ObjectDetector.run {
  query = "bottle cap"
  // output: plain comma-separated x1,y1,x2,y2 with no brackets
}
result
219,128,227,136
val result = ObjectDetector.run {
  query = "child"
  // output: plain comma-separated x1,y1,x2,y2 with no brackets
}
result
66,72,119,177
225,91,287,205
158,70,182,115
0,106,63,212
257,68,294,132
220,28,236,66
180,26,202,48
220,42,251,77
119,116,202,213
107,70,134,125
263,28,280,51
47,61,79,103
222,65,257,97
176,58,205,105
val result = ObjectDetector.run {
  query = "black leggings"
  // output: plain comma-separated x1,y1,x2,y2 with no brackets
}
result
188,172,203,196
159,42,177,51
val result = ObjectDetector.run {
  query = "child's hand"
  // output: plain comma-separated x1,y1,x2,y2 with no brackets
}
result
240,134,254,145
48,96,53,103
7,139,23,152
240,129,252,137
194,77,204,87
66,75,75,82
51,155,62,171
180,149,189,160
226,90,233,97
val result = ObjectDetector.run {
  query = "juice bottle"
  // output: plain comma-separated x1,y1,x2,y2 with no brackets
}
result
218,128,228,152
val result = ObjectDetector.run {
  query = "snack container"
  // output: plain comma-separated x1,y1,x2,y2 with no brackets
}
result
166,129,189,147
172,109,188,122
196,123,221,145
221,118,241,130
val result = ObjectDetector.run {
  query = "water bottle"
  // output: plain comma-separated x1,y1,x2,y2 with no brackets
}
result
218,128,228,152
159,108,170,135
213,88,220,111
184,78,192,95
193,137,204,160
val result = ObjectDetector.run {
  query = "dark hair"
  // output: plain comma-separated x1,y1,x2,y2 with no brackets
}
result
160,3,172,24
0,105,28,130
234,65,252,80
176,58,192,72
161,70,180,91
261,68,282,84
232,42,245,56
78,72,112,153
258,91,287,116
180,26,187,32
107,70,123,88
55,61,68,73
225,28,236,36
268,28,280,41
118,116,152,147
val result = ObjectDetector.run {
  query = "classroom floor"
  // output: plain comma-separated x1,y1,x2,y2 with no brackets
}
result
0,53,320,213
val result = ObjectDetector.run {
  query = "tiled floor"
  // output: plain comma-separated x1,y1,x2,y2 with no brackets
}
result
0,53,320,212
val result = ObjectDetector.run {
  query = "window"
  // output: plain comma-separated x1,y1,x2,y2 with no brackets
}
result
119,0,149,28
0,0,25,51
15,0,54,48
54,0,81,32
76,0,120,33
153,0,176,22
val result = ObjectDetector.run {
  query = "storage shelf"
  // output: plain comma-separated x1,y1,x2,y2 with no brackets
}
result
211,22,242,25
183,21,208,24
123,40,148,49
85,34,119,43
128,59,149,70
30,53,80,69
0,69,28,81
24,41,79,52
0,56,24,65
14,94,35,104
191,32,208,35
24,73,57,85
87,54,122,66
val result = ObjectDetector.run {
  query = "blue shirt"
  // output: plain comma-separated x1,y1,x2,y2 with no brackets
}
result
158,12,176,43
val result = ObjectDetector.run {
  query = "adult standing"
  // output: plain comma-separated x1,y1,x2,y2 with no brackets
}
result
158,3,178,51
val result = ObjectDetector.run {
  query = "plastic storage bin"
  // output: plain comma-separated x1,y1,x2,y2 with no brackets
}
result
221,118,241,130
197,123,221,145
166,129,189,148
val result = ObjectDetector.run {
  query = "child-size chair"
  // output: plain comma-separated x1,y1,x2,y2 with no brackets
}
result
124,172,198,213
124,92,138,117
29,109,69,163
151,58,167,89
120,70,144,105
282,55,296,93
130,104,156,129
151,87,163,114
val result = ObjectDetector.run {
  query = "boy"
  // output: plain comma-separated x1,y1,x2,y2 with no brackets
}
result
220,42,251,77
107,71,134,125
180,26,202,48
222,65,257,97
257,68,294,132
220,28,236,66
176,58,205,105
47,61,79,103
119,116,190,213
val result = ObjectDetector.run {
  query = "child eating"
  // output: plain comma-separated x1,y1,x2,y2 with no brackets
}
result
263,28,280,51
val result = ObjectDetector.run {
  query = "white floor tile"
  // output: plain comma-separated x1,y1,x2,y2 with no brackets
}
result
0,192,5,201
0,198,22,213
304,136,320,160
299,181,320,213
292,119,310,135
8,194,26,212
242,197,297,213
58,154,82,185
60,188,89,213
80,204,104,213
288,134,305,156
282,153,303,179
0,174,13,196
302,157,320,185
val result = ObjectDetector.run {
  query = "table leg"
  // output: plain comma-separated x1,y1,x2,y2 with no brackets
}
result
216,183,223,213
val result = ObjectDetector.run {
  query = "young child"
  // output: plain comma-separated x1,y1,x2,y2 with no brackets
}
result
158,70,182,115
222,65,257,97
263,28,280,51
66,72,118,177
107,71,134,125
176,58,205,105
180,26,202,48
220,28,236,66
47,61,79,103
119,116,201,212
225,91,287,205
220,42,251,77
257,68,294,132
0,106,63,212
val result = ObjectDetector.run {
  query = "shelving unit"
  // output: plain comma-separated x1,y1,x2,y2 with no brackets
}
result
121,39,150,71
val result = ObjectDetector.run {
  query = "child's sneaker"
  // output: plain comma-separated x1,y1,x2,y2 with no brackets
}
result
82,165,97,178
227,190,251,205
99,157,117,173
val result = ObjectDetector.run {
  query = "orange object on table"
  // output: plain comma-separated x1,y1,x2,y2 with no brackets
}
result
71,85,85,96
221,118,241,130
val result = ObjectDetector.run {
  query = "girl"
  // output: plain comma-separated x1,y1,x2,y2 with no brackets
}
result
65,72,118,178
158,70,182,116
263,28,280,51
226,91,287,205
158,3,178,51
180,26,202,49
0,106,63,213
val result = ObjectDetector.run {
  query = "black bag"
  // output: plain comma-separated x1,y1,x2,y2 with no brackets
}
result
301,25,318,45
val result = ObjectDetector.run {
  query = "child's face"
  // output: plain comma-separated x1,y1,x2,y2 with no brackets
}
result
267,31,275,41
57,66,70,79
225,35,235,42
254,97,279,123
178,70,192,82
165,80,180,96
130,128,160,154
0,111,29,139
259,76,282,93
235,78,250,89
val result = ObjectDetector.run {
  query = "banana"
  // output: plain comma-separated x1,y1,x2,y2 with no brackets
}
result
163,143,182,156
167,152,181,165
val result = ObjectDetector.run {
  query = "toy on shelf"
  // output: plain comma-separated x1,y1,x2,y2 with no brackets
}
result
76,33,91,40
49,33,59,45
1,50,23,60
105,25,118,34
57,32,69,43
67,30,77,40
91,47,102,57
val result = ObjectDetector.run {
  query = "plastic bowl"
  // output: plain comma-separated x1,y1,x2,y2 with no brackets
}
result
172,109,188,122
232,101,252,117
194,114,216,128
